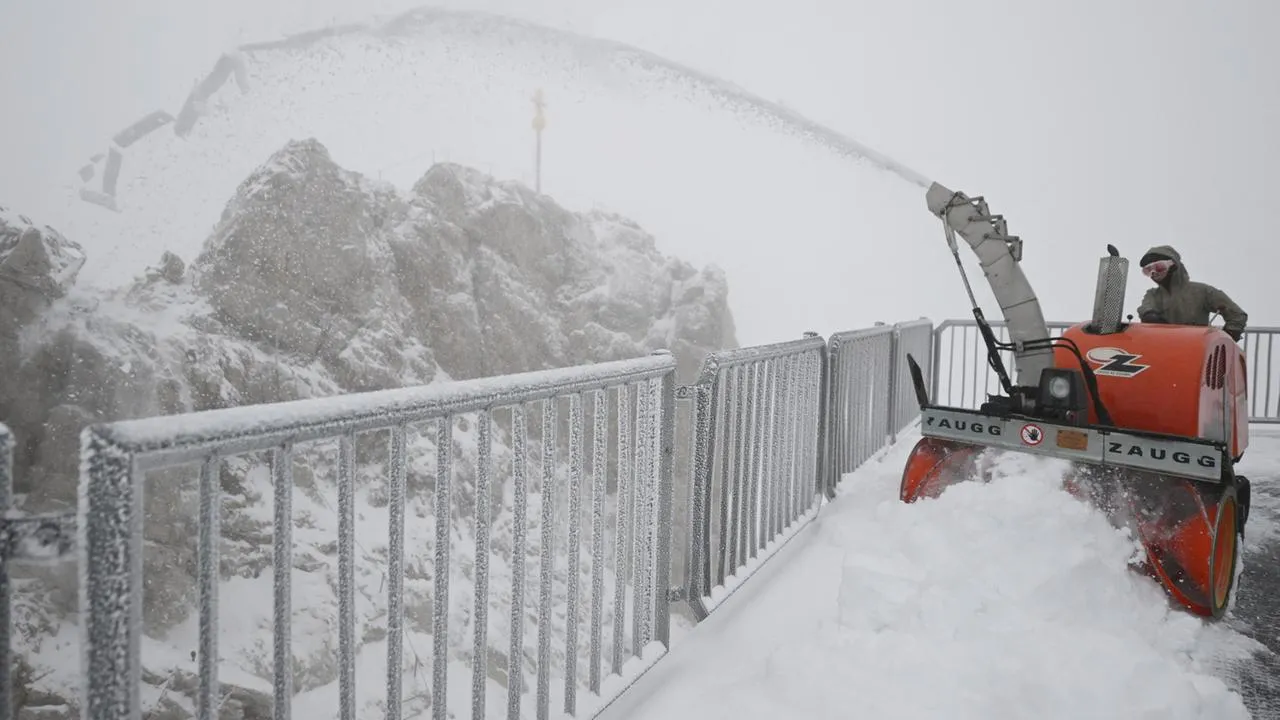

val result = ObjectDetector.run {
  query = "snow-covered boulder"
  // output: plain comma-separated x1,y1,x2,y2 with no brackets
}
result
0,207,86,354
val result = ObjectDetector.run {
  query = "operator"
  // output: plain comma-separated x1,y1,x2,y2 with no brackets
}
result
1135,245,1248,342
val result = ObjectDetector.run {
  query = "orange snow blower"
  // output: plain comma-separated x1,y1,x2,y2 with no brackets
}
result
898,184,1251,619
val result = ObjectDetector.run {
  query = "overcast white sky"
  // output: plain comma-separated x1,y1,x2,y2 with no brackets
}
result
2,0,1276,325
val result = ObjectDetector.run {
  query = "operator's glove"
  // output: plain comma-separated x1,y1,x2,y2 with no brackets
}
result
1139,309,1167,324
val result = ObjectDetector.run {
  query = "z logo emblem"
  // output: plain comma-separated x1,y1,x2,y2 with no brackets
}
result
1086,347,1150,378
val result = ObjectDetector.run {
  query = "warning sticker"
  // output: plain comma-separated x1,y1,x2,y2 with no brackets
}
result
1019,423,1045,446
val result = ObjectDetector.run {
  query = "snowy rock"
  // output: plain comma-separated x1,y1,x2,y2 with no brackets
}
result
0,207,86,354
4,138,735,715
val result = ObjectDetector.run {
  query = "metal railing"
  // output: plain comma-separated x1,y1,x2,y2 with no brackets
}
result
680,334,826,620
932,320,1280,423
888,320,935,441
1,424,10,720
823,326,893,495
1,423,77,720
76,353,677,720
1242,328,1278,422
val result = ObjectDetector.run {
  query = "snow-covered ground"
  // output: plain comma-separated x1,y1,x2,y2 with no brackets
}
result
601,425,1280,720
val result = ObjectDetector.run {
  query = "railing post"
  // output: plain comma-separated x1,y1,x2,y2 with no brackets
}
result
805,332,833,500
80,426,142,720
887,325,902,445
931,323,946,405
1,424,11,720
652,350,677,647
679,368,716,621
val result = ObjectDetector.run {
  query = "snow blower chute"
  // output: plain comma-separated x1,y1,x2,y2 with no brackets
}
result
899,184,1252,619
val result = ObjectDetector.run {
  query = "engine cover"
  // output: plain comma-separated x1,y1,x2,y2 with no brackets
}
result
1054,323,1249,459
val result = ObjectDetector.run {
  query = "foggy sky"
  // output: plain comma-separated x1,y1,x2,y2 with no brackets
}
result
2,0,1276,324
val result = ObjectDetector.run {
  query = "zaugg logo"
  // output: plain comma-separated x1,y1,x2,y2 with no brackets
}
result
926,414,1002,437
1107,441,1217,469
1086,347,1150,378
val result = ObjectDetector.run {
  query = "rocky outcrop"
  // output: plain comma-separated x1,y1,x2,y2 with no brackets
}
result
0,208,86,358
2,138,734,716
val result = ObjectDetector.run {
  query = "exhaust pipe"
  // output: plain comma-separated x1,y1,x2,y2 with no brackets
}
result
1091,244,1129,334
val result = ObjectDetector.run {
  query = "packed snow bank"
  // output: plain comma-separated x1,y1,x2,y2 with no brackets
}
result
603,427,1265,720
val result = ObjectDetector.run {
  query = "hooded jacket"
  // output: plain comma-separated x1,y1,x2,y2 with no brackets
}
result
1136,245,1247,337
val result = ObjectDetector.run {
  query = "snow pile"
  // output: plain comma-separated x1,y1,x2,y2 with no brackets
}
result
605,432,1265,720
3,139,731,717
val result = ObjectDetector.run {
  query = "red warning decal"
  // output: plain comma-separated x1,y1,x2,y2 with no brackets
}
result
1020,423,1045,446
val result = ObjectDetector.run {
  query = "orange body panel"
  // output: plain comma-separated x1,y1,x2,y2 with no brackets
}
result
1053,323,1249,459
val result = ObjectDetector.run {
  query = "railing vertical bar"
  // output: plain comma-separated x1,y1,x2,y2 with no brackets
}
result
1247,333,1258,418
766,358,783,541
884,333,895,440
610,385,632,675
385,426,407,720
772,357,788,539
1,425,13,720
507,404,529,719
785,354,801,519
735,365,754,567
777,357,793,526
197,454,221,720
749,360,765,553
854,345,863,467
81,429,142,720
715,367,738,588
338,433,357,720
432,418,453,720
1265,333,1274,420
763,359,778,541
536,398,557,720
685,379,713,620
746,361,763,558
654,366,676,646
712,373,727,586
471,412,491,720
631,381,653,655
807,352,823,496
563,393,584,714
587,390,608,692
836,344,848,490
272,444,294,720
862,342,874,464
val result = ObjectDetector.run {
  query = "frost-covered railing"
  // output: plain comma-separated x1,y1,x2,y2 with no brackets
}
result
1242,328,1279,423
679,335,826,620
887,320,934,443
933,320,1280,423
1,422,77,720
821,320,933,497
823,327,891,496
78,354,677,720
930,320,1072,410
1,423,11,720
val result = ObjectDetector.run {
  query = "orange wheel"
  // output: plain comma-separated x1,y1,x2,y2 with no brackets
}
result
1208,490,1239,618
1129,480,1236,620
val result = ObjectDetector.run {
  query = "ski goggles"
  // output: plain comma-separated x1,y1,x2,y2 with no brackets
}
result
1142,259,1174,281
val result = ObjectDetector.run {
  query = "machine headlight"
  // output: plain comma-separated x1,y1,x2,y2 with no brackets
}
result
1036,368,1089,423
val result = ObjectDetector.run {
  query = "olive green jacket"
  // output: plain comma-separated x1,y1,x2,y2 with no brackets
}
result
1136,245,1248,337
